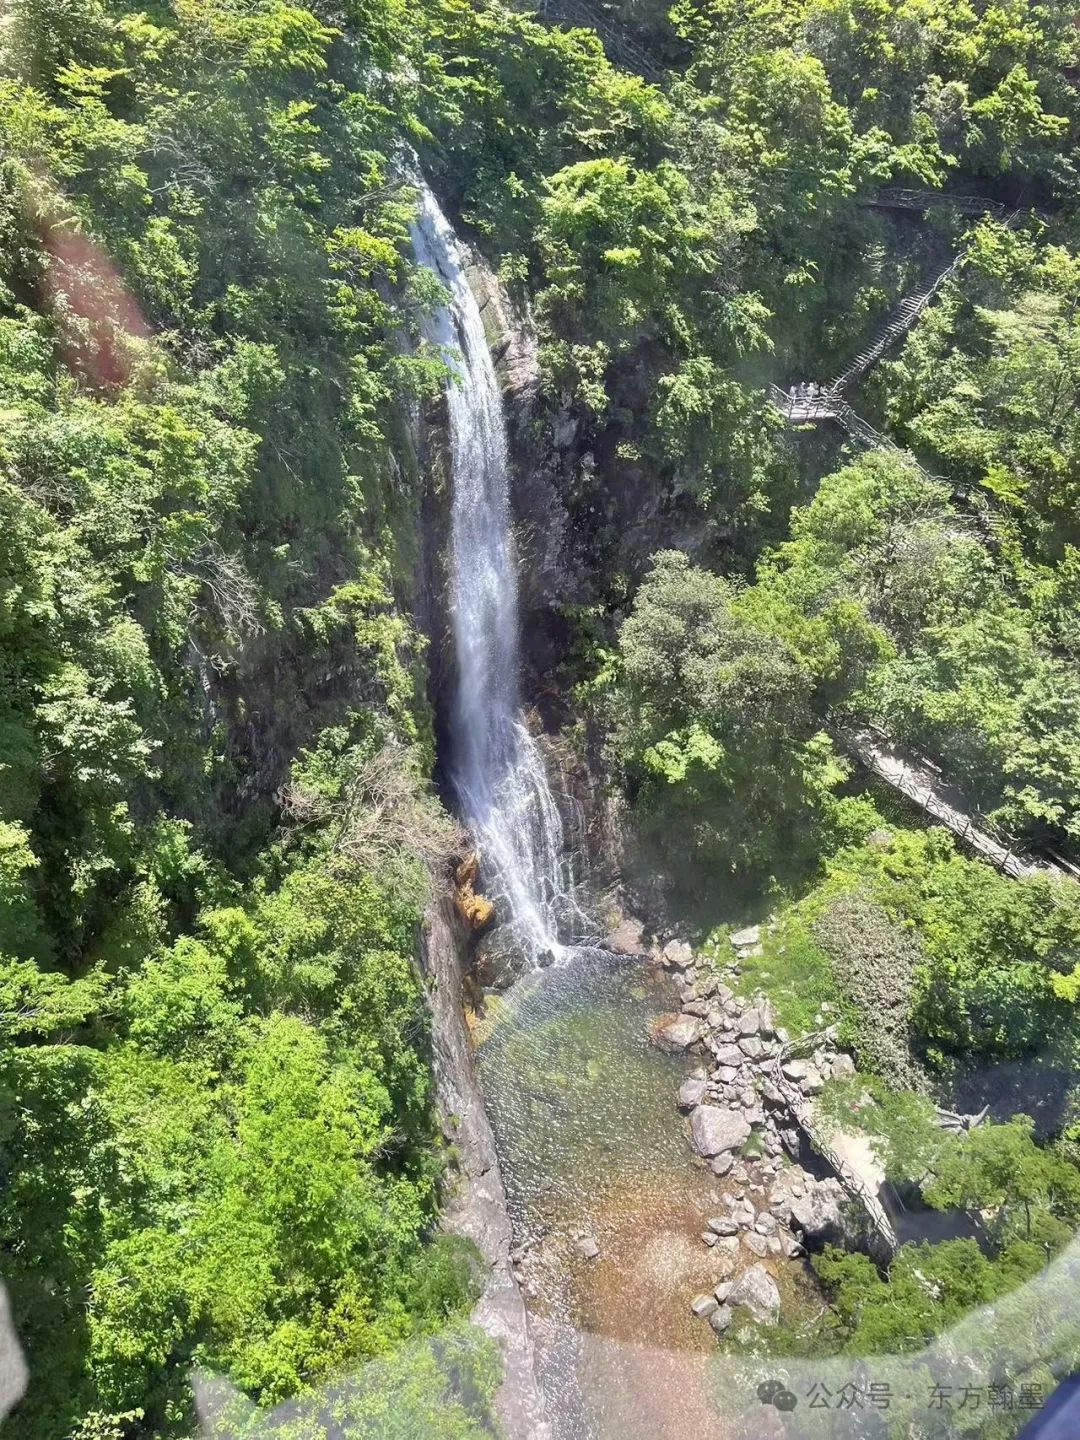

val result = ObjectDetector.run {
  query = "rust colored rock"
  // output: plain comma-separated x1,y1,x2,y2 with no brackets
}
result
454,853,495,931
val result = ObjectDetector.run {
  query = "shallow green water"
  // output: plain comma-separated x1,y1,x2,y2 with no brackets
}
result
477,949,737,1439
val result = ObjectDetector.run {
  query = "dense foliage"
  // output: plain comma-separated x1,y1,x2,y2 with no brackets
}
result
5,0,1080,1428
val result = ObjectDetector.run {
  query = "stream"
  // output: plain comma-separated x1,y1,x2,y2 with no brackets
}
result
412,180,804,1438
476,951,733,1438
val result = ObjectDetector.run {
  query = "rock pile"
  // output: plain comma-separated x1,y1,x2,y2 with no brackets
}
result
658,930,857,1334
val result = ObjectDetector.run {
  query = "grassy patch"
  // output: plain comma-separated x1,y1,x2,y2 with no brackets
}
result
708,913,851,1041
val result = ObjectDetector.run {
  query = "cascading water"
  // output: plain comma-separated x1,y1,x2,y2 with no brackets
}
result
411,182,731,1440
411,181,577,962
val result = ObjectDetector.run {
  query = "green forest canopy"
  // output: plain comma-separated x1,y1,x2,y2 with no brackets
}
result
2,0,1080,1432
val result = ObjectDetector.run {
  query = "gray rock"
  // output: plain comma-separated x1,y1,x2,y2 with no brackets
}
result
713,1249,737,1280
780,1231,804,1259
691,1106,752,1157
833,1052,856,1079
708,1216,739,1236
715,1065,739,1083
730,925,761,949
738,1010,762,1038
789,1184,844,1244
714,1281,733,1303
756,998,777,1037
729,1263,780,1326
605,916,645,955
767,1236,783,1256
691,1293,719,1319
710,1152,735,1177
734,1199,757,1226
781,1058,808,1082
574,1234,600,1260
701,1231,718,1247
709,1303,733,1336
677,1074,708,1109
663,939,694,969
682,999,709,1018
739,1036,764,1061
712,1045,744,1067
754,1212,779,1236
799,1066,824,1096
651,1013,704,1053
742,1231,769,1257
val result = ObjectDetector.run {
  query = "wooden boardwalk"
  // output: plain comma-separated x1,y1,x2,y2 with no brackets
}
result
835,725,1072,881
770,1029,900,1261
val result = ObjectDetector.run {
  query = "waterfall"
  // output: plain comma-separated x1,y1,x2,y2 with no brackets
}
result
411,182,576,962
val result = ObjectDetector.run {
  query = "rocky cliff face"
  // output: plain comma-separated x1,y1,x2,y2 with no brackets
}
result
423,901,551,1440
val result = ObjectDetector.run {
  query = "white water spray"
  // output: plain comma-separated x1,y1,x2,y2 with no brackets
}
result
411,182,577,961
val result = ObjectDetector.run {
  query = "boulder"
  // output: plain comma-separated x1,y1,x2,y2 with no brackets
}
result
789,1183,845,1245
708,1304,733,1336
701,1231,718,1247
713,1249,737,1280
651,1014,704,1053
677,1073,708,1109
690,1106,751,1158
663,939,694,970
730,925,761,949
738,1010,762,1038
757,998,777,1037
691,1293,718,1319
833,1052,856,1079
781,1058,809,1082
714,1281,733,1303
707,1216,739,1236
682,999,709,1018
729,1263,780,1326
799,1065,824,1096
742,1231,769,1257
712,1045,745,1067
739,1036,764,1060
605,916,645,955
710,1152,735,1177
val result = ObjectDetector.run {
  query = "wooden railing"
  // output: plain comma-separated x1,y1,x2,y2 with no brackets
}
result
769,1029,900,1260
834,723,1075,882
863,188,1006,218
